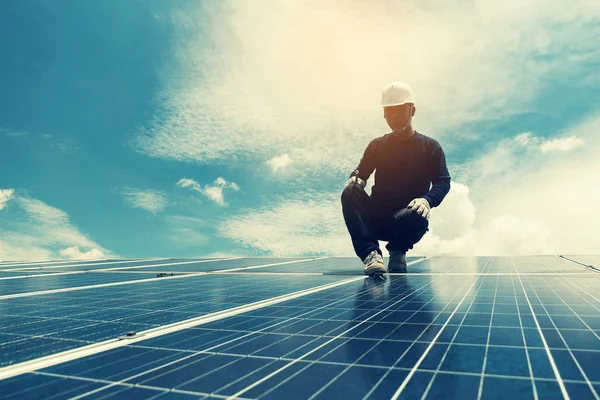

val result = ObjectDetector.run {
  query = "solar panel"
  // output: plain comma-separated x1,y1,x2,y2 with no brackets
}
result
0,272,160,297
0,258,210,272
0,256,598,399
0,259,135,270
105,257,330,273
561,256,600,271
0,271,351,367
0,271,57,277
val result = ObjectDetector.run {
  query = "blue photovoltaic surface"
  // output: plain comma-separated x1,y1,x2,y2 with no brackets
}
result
0,271,60,277
0,256,598,400
563,255,600,269
236,257,423,275
404,255,593,274
0,272,348,367
109,257,319,273
0,272,157,296
0,259,132,270
1,258,212,272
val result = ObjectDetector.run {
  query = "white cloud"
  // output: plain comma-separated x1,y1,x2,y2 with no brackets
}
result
0,189,14,210
0,192,112,261
413,115,600,255
17,198,103,247
203,186,225,206
176,178,200,190
515,131,584,153
413,183,558,256
219,192,351,256
540,136,584,153
515,132,537,147
133,0,600,177
176,177,240,207
59,246,106,260
0,240,52,262
267,154,292,172
426,183,476,240
120,188,167,214
204,251,243,258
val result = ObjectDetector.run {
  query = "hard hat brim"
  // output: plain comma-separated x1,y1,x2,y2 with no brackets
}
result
382,100,414,107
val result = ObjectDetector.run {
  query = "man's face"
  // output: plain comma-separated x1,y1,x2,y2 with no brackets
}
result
383,103,415,131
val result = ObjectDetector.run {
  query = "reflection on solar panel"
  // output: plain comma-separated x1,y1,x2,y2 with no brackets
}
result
0,255,598,399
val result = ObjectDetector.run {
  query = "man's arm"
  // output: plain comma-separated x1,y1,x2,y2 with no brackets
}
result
349,139,378,182
422,141,451,208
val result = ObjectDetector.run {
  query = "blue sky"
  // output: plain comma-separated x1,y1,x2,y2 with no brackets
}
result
1,0,599,260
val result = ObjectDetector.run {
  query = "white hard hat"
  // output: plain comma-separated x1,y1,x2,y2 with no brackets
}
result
381,81,414,107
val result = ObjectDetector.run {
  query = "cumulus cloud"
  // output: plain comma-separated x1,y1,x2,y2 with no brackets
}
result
176,178,201,191
515,132,584,153
0,189,14,210
219,192,351,256
413,115,600,255
515,133,533,146
0,241,52,262
540,136,585,153
204,251,242,258
176,177,240,206
132,0,600,178
413,183,558,256
0,192,112,261
267,154,292,172
120,188,167,214
59,246,106,260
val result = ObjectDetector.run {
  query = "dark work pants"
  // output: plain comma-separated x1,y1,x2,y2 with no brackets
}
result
341,184,429,261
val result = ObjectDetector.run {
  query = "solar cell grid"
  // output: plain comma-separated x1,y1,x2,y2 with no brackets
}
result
107,257,319,273
1,258,220,273
0,259,127,270
0,271,62,277
561,256,600,270
0,272,349,367
0,256,598,399
0,272,160,296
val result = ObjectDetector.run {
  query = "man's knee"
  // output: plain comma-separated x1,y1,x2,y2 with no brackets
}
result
393,207,428,231
392,207,417,221
341,186,352,206
341,184,364,205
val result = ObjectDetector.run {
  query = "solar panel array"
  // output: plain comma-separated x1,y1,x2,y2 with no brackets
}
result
0,255,598,399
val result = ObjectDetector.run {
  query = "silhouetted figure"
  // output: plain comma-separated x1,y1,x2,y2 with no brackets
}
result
341,82,451,275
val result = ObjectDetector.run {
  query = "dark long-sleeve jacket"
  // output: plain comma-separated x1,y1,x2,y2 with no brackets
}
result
350,131,451,214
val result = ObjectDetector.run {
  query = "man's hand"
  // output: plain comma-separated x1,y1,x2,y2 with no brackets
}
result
408,198,430,220
344,176,366,191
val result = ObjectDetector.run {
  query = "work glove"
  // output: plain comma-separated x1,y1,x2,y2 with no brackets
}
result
408,197,430,220
344,176,366,191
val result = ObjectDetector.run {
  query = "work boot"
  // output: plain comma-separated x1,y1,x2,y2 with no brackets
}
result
363,250,386,276
388,251,407,273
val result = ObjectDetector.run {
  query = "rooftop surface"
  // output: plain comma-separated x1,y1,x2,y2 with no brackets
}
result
0,255,598,399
